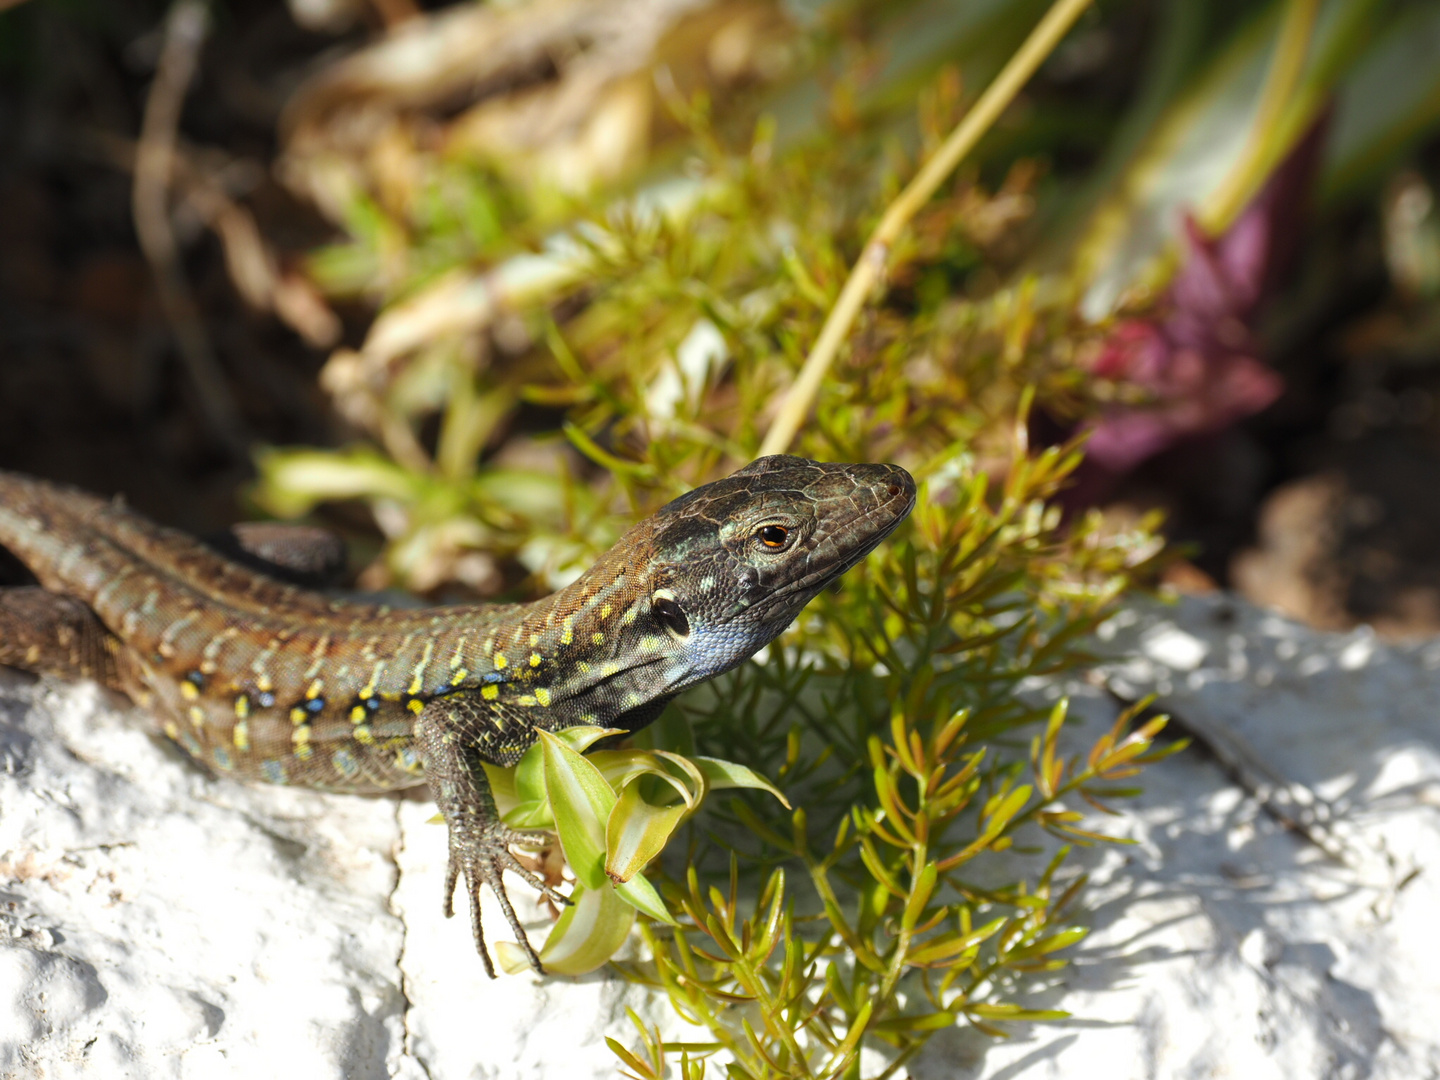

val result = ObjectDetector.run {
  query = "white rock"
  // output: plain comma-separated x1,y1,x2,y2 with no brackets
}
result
0,674,411,1078
0,672,693,1078
391,798,690,1080
913,594,1440,1079
1138,623,1208,671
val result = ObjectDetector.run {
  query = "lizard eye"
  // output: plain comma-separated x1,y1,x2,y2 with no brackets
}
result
755,524,791,550
652,594,690,637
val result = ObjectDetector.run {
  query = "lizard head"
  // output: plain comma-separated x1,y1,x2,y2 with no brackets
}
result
635,454,916,692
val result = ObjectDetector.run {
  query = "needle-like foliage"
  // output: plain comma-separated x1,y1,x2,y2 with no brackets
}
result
255,11,1224,1075
610,452,1181,1076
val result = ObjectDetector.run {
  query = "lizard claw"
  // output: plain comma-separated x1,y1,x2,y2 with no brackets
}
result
413,699,571,977
441,819,570,978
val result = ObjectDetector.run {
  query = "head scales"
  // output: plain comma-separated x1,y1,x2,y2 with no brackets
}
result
544,456,915,719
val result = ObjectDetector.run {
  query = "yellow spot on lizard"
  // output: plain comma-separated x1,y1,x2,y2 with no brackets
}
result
359,663,384,700
408,641,433,694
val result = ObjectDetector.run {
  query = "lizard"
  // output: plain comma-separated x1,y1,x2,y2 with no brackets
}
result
0,454,915,976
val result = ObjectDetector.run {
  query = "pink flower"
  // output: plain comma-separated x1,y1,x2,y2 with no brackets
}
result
1078,119,1327,474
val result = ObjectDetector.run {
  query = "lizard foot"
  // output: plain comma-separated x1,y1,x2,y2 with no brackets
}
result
442,817,570,978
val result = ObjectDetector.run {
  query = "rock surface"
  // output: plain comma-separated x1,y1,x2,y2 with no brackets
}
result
3,593,1438,1078
0,675,671,1079
923,593,1440,1080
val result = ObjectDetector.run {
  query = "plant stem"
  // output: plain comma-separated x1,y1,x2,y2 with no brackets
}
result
878,839,927,1002
757,0,1096,458
1200,0,1321,233
134,0,250,461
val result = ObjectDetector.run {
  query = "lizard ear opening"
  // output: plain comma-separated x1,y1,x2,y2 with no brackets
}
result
652,591,690,638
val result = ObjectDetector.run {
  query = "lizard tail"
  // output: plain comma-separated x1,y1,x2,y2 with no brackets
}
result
0,587,125,690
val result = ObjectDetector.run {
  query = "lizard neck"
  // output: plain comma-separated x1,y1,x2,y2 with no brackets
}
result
443,541,677,730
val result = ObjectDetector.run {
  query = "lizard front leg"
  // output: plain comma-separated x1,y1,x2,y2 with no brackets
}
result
412,693,568,978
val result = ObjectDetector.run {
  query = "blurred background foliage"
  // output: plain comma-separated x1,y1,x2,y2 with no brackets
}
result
4,0,1440,1074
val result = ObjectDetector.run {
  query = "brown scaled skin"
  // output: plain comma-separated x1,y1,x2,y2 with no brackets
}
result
0,455,915,976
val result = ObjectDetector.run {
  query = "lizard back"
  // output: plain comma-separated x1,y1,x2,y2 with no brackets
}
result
0,471,526,791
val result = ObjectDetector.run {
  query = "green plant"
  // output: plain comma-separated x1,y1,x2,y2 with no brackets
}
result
258,33,1170,1080
605,441,1180,1077
251,0,1440,1071
479,724,789,976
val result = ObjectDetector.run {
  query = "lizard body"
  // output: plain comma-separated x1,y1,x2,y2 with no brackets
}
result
0,455,914,974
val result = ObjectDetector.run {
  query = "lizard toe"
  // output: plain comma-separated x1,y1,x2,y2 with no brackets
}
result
441,818,553,977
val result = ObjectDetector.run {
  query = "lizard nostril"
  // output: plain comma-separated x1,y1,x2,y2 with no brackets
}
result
886,485,901,498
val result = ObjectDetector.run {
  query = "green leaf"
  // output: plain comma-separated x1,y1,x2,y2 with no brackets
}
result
606,780,688,884
482,761,518,809
493,940,538,977
693,757,791,808
553,725,628,754
471,467,566,518
829,999,874,1072
967,1003,1071,1022
1004,926,1088,962
540,729,617,891
589,750,699,808
485,758,554,829
515,725,624,809
873,1010,958,1033
563,421,657,478
651,752,708,809
614,869,677,925
537,883,637,976
902,863,939,930
982,784,1032,835
252,446,420,518
498,798,557,831
604,1036,658,1080
905,937,980,968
